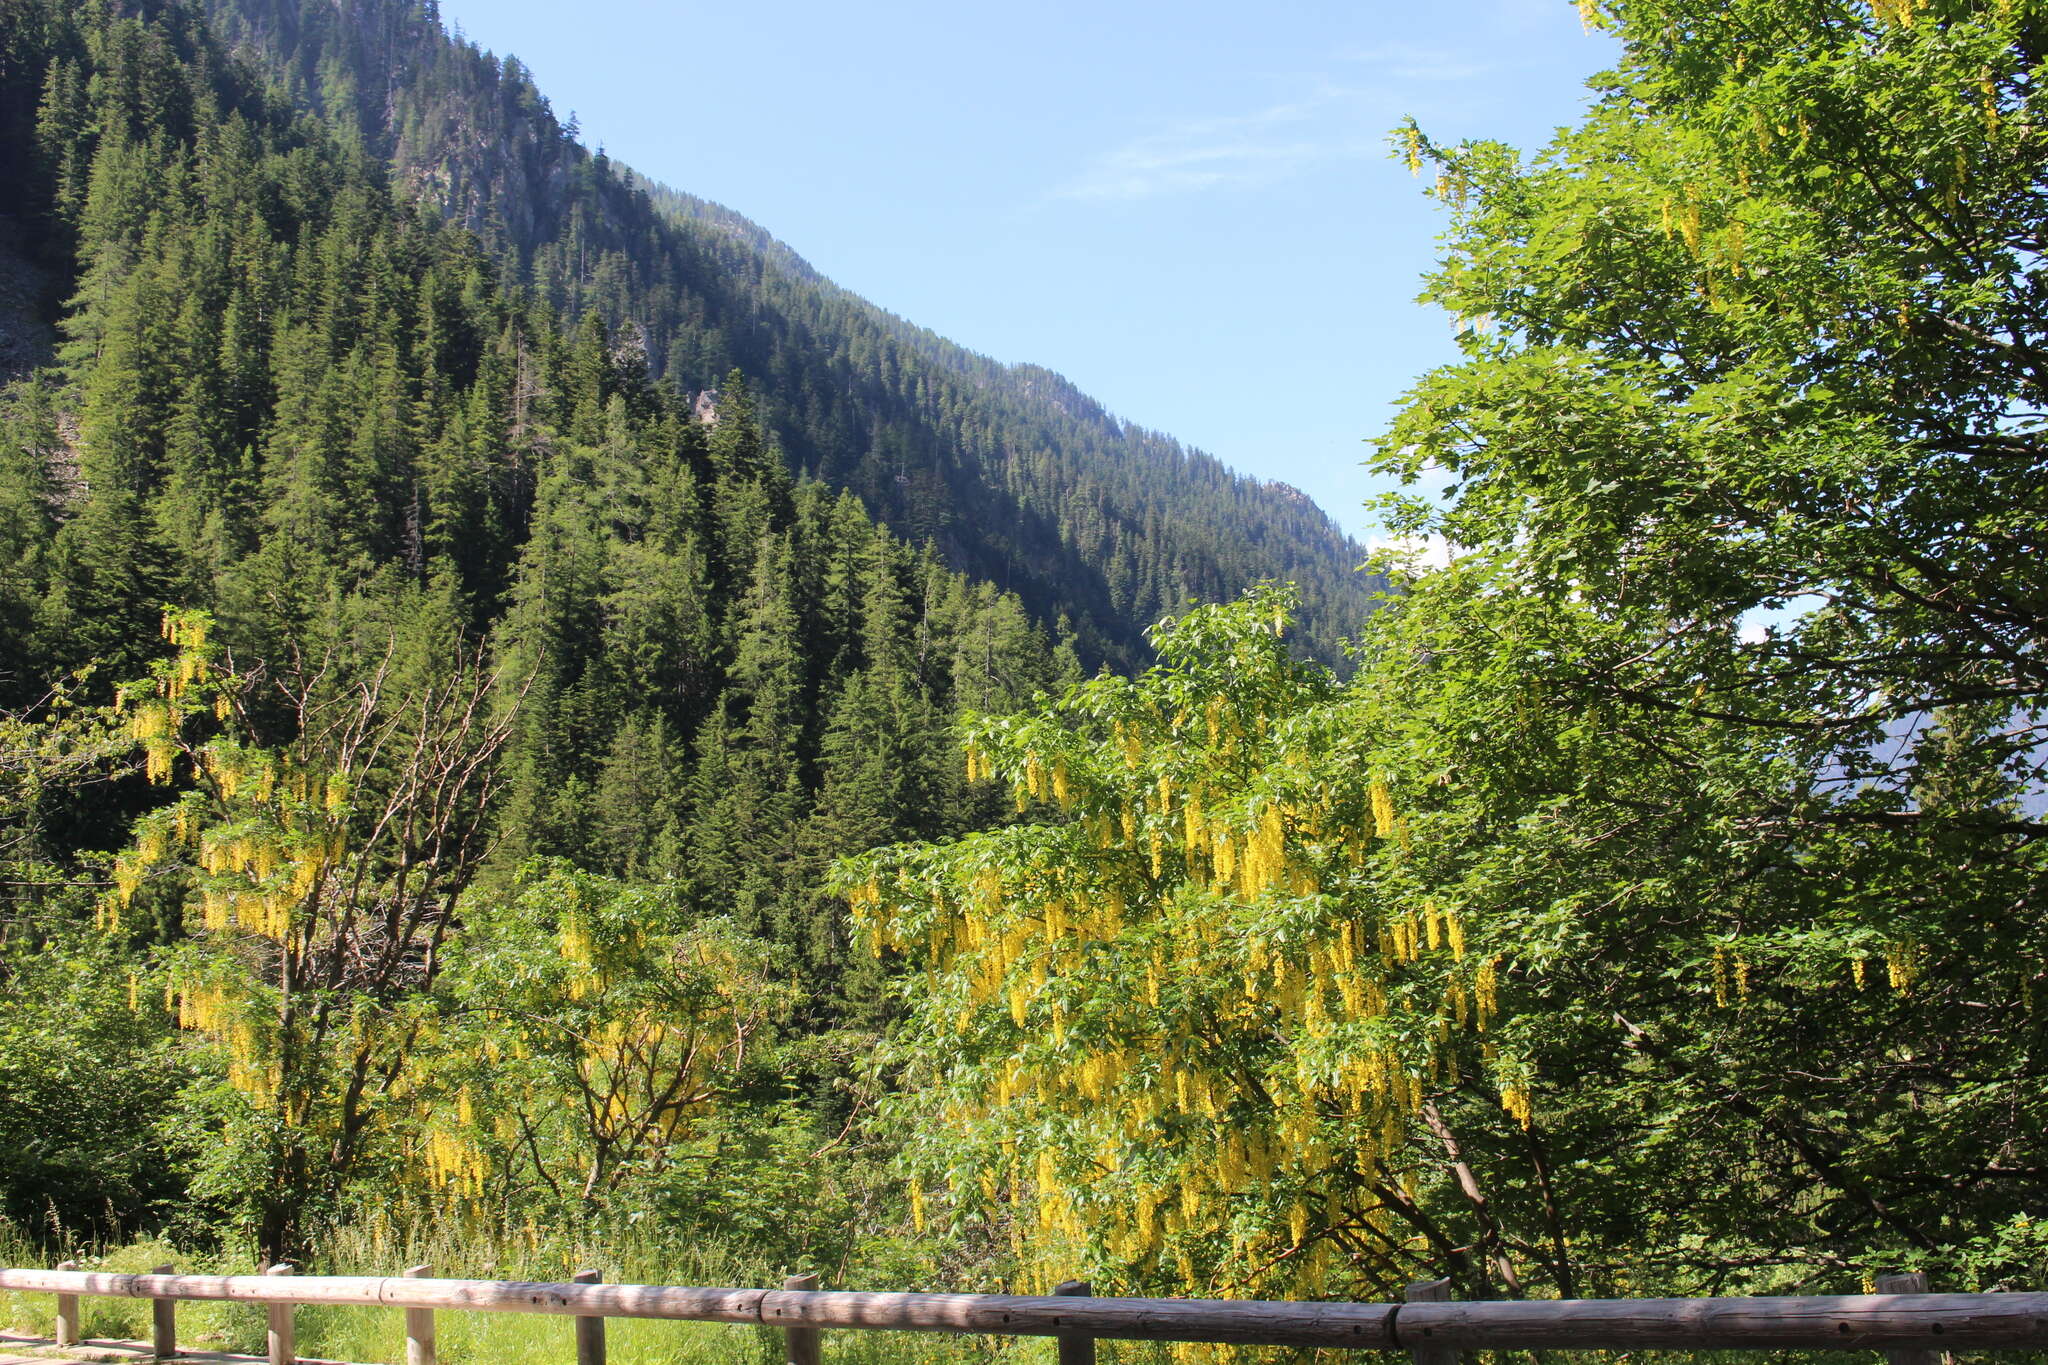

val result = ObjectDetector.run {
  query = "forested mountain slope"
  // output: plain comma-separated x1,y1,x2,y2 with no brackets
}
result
0,0,1374,1266
0,0,1079,1036
192,0,1379,667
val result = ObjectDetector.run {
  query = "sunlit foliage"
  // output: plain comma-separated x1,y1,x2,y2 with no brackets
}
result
432,865,795,1210
841,589,1521,1299
105,604,519,1253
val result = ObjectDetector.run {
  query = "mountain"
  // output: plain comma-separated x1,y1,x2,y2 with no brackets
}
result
0,0,1376,1031
191,0,1381,668
0,0,1378,1242
0,0,1098,1020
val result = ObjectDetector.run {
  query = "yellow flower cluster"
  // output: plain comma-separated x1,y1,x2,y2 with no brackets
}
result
985,748,1081,812
419,1125,488,1198
176,981,231,1031
560,911,600,998
175,981,277,1106
1501,1084,1534,1128
857,719,1530,1297
161,611,210,703
1884,940,1922,992
110,748,348,944
129,700,178,782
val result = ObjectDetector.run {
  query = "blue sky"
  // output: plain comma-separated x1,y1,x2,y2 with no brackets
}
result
436,0,1619,542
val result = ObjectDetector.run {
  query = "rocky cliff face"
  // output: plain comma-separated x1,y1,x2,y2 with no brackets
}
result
200,0,594,253
0,218,55,386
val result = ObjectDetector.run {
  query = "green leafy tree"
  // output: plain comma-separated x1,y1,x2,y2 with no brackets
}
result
0,929,193,1240
1384,0,2048,825
1352,0,2048,1297
837,589,1489,1301
109,601,524,1259
427,863,794,1214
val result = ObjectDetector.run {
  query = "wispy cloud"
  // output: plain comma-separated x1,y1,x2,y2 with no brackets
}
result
1053,89,1371,201
1335,42,1497,85
1054,47,1498,203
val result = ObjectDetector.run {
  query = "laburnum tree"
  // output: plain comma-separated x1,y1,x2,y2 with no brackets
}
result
844,0,2048,1308
845,579,2044,1309
1368,0,2048,1298
426,864,795,1215
836,589,1514,1303
107,594,523,1260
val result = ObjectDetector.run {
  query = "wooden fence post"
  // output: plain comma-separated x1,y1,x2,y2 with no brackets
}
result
403,1264,435,1365
54,1260,80,1348
1052,1279,1096,1365
1877,1271,1945,1365
264,1263,296,1365
782,1272,820,1365
1404,1278,1456,1365
151,1263,177,1361
572,1269,606,1365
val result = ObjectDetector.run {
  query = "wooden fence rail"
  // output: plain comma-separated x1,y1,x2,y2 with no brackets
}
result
3,1265,2043,1363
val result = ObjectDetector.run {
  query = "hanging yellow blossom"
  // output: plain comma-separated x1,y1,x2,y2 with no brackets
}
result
833,588,1502,1302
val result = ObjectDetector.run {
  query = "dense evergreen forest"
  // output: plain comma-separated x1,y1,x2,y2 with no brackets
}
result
0,0,1092,1260
1,0,2046,1351
188,0,1380,671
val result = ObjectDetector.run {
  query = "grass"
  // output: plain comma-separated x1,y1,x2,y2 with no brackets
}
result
298,1220,794,1365
296,1221,1036,1365
0,1218,1043,1365
0,1223,271,1353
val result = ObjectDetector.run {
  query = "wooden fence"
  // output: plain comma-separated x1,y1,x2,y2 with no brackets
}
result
2,1263,2041,1364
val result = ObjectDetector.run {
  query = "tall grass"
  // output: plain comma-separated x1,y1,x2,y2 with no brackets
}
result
298,1220,1036,1365
0,1219,1040,1365
0,1219,270,1353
